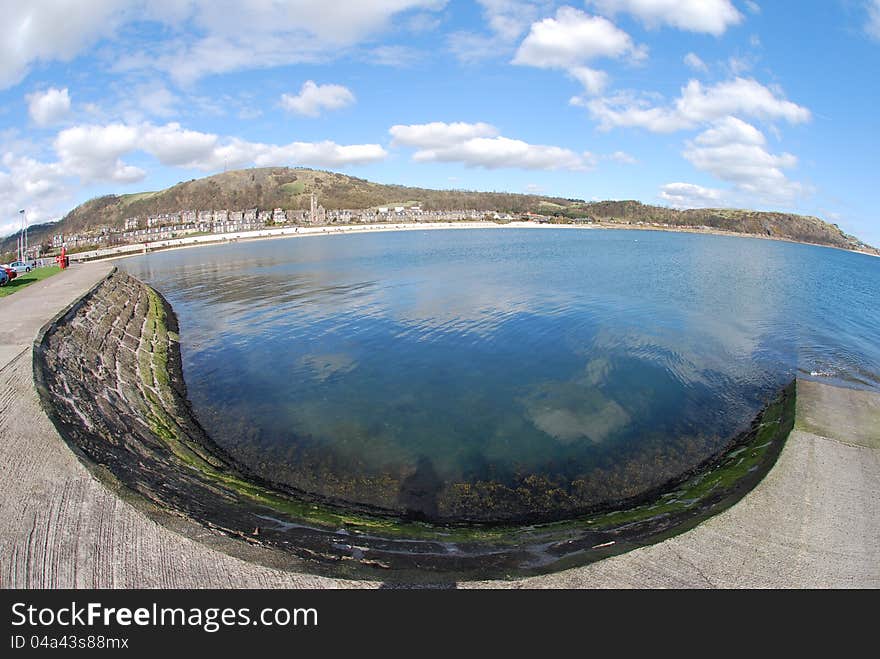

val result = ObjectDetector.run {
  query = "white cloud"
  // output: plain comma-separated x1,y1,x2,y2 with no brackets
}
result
412,137,590,170
389,121,592,170
0,0,130,89
588,0,743,35
238,107,263,120
26,87,72,126
167,0,446,46
146,0,445,83
280,81,356,117
50,120,386,185
0,151,72,236
745,1,761,15
513,6,646,101
513,7,646,69
868,0,880,40
659,182,724,207
607,150,638,164
682,116,805,204
480,0,546,41
54,123,145,183
2,1,444,89
253,141,388,169
404,10,443,33
727,55,755,75
368,45,422,67
131,83,179,119
677,78,809,124
683,52,708,72
568,66,609,95
390,121,499,148
448,0,546,63
139,123,219,167
447,31,505,63
693,115,766,146
587,77,811,132
586,91,694,132
93,82,182,123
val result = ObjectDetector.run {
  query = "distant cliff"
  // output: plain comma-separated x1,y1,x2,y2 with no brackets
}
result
4,167,876,256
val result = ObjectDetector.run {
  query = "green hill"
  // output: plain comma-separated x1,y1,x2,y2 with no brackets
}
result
3,167,876,256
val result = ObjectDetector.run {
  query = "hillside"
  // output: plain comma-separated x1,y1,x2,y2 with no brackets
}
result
3,167,876,256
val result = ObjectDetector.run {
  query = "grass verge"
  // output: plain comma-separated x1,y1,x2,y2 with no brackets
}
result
0,266,61,298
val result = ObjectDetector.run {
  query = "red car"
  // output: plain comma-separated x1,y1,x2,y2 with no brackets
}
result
1,265,16,281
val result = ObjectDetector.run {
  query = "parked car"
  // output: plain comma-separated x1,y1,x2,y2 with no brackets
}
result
6,261,31,274
1,265,18,281
0,268,8,287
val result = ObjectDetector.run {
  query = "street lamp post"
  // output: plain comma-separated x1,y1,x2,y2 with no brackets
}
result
18,209,26,262
22,209,28,262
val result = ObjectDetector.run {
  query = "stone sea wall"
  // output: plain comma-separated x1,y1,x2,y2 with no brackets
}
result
32,269,797,580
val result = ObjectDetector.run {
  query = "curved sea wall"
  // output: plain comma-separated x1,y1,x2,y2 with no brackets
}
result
32,269,796,580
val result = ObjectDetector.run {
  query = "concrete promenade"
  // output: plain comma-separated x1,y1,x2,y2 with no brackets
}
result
1,261,877,588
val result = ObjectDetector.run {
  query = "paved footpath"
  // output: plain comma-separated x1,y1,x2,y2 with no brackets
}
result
1,262,877,588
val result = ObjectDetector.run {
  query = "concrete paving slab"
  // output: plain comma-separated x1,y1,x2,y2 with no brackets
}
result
796,378,880,449
0,263,113,369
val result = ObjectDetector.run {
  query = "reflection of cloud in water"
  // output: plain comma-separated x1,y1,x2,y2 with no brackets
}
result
367,257,574,342
586,326,713,389
583,356,611,386
584,315,778,397
300,352,358,381
384,278,537,341
523,358,631,445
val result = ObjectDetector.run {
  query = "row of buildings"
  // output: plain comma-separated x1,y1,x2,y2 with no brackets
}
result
52,196,511,250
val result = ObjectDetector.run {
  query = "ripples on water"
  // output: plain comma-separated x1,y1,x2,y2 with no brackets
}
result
119,229,880,519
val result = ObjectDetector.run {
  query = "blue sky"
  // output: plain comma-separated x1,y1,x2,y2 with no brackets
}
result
1,0,879,245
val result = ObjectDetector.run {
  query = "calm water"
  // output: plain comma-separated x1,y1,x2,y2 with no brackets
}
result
119,229,880,520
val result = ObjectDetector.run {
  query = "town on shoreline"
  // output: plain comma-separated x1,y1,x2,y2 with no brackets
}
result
8,187,876,264
7,167,875,263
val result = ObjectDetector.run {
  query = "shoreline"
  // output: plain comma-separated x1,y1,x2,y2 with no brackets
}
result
31,268,797,580
67,220,880,264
